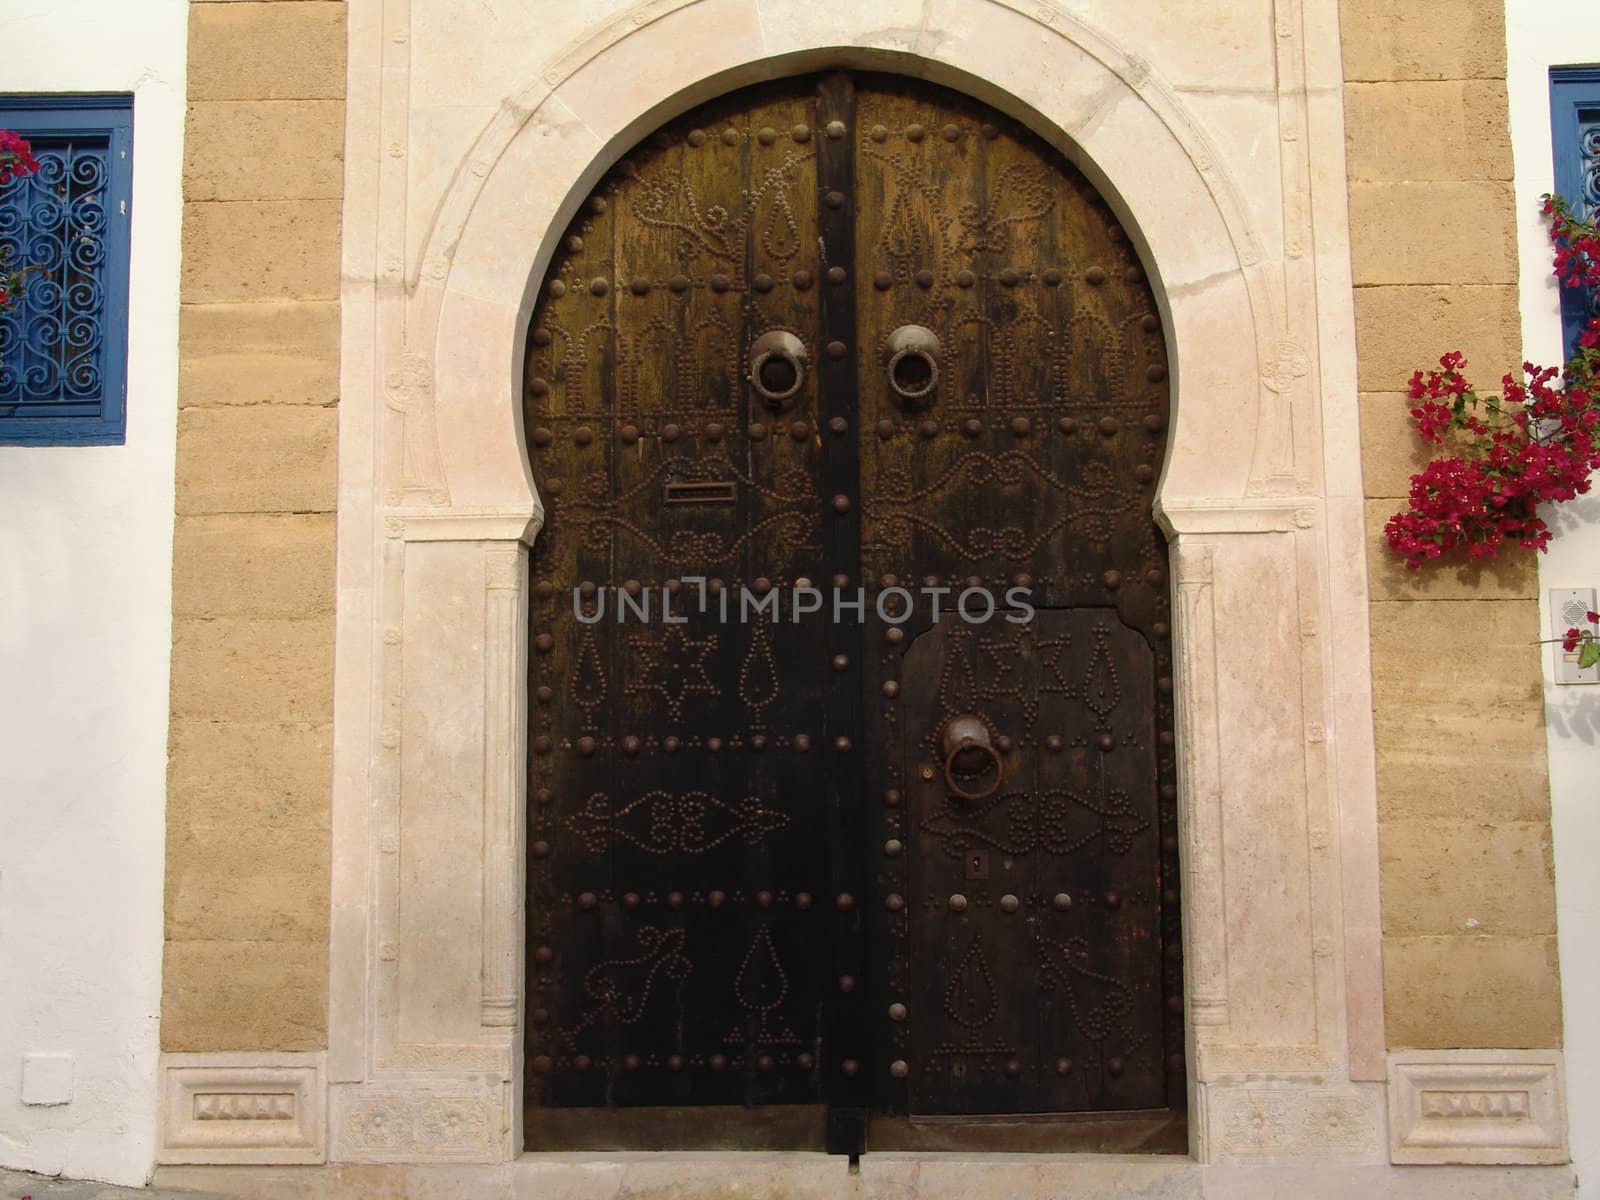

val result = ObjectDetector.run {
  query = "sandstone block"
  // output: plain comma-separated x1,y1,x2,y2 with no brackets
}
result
1349,181,1518,286
166,718,332,835
176,405,336,515
169,617,334,725
182,200,342,303
185,100,345,201
179,301,340,407
1341,0,1507,81
173,513,335,618
165,818,330,942
1353,285,1520,393
1379,818,1556,937
1383,935,1561,1049
162,939,328,1052
1344,81,1514,182
189,3,346,101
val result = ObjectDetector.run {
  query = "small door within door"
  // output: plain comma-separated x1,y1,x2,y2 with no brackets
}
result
522,70,1181,1153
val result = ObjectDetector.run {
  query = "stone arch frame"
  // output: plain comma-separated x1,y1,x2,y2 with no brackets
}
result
326,0,1387,1168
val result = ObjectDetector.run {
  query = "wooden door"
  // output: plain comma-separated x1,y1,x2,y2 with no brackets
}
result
523,72,1180,1154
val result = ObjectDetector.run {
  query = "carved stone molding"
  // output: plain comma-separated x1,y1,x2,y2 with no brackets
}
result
330,1080,505,1163
1389,1051,1569,1166
1201,1082,1384,1164
157,1053,325,1165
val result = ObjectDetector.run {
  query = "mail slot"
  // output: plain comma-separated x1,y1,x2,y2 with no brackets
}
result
664,480,737,505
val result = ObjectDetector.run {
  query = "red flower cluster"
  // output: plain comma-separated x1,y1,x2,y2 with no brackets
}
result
0,130,42,314
1385,195,1600,568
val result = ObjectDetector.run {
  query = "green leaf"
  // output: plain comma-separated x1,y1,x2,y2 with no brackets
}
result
1581,641,1600,670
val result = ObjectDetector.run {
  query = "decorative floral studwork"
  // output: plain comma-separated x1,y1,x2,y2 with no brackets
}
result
0,129,42,321
1384,194,1600,568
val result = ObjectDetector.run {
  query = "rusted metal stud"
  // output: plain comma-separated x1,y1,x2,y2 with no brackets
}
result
885,894,905,912
832,653,849,671
1104,891,1121,910
1043,267,1063,286
1135,464,1155,483
1153,621,1170,639
1160,731,1175,747
1143,412,1167,432
589,277,609,297
1157,676,1173,694
948,894,969,913
1142,313,1160,333
791,420,811,441
533,787,552,805
1045,734,1063,753
548,279,566,299
980,121,1000,139
533,580,555,600
942,123,961,142
889,1003,908,1022
532,1055,553,1074
543,479,564,498
722,127,740,146
623,1054,641,1071
882,680,900,699
962,418,983,437
757,1054,775,1071
827,340,848,360
687,129,707,147
1161,784,1178,801
1102,570,1122,590
884,838,903,857
622,579,642,597
531,840,550,858
531,427,553,447
1085,266,1106,285
841,1059,860,1077
915,269,935,288
528,377,549,398
621,735,641,756
825,189,846,209
1000,894,1020,914
919,765,935,781
999,267,1021,287
708,889,726,907
955,269,976,288
876,418,897,438
622,891,641,909
1163,887,1179,904
757,126,778,145
1169,1053,1186,1072
825,120,847,140
709,273,730,293
577,892,597,910
706,736,724,753
832,494,851,514
1125,264,1143,282
1010,416,1031,436
534,945,554,964
1055,417,1077,436
531,1007,550,1025
995,734,1014,753
575,736,597,757
884,789,902,807
1167,995,1185,1014
578,580,597,599
1055,1057,1073,1075
1147,363,1168,383
794,734,812,752
751,272,777,294
906,123,926,142
667,1054,685,1071
1107,1057,1126,1078
533,633,555,653
750,734,768,751
709,1053,727,1071
792,269,814,290
1162,834,1179,852
705,421,725,441
795,892,813,910
873,271,894,290
534,686,554,705
532,734,553,755
749,422,769,441
662,423,682,443
792,123,812,142
886,627,905,644
839,975,857,992
1098,733,1116,752
574,426,594,446
834,736,853,752
667,890,685,909
1005,1059,1023,1078
662,735,680,753
870,124,889,141
828,417,849,436
827,266,847,285
1098,416,1120,436
531,327,553,347
797,1053,815,1070
890,1060,910,1079
620,424,640,444
1053,892,1073,911
756,890,773,908
836,892,856,911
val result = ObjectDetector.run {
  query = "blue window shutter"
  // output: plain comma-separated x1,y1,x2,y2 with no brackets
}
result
1551,68,1600,363
0,94,133,446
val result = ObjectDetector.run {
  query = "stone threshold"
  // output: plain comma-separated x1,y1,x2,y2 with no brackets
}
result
153,1155,1576,1199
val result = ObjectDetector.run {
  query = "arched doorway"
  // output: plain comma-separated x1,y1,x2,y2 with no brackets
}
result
521,70,1180,1155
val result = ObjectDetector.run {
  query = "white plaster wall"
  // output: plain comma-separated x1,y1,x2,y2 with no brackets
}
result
0,0,186,1186
1507,3,1600,1194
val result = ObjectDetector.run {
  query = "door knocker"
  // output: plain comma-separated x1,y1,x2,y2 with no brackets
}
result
885,324,941,407
749,330,808,410
939,713,1004,802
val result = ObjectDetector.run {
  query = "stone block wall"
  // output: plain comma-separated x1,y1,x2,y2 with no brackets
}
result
162,0,346,1053
1342,0,1561,1049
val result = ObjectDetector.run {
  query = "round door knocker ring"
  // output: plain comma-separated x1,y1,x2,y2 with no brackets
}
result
749,330,808,411
939,713,1005,802
885,324,941,406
